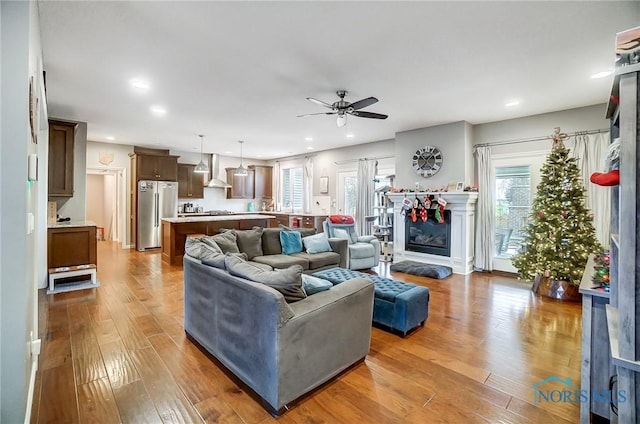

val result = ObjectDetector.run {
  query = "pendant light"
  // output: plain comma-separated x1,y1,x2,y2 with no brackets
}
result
194,134,209,173
234,140,248,176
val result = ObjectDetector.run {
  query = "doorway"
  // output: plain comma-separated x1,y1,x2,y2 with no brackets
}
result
86,167,126,248
491,152,545,272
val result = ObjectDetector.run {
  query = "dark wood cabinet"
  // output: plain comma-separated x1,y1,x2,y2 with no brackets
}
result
48,224,97,268
251,165,273,199
226,168,255,199
48,119,76,197
177,164,204,199
134,153,178,181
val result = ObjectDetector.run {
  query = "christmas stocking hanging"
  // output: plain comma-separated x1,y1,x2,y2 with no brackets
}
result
420,206,428,222
435,197,447,224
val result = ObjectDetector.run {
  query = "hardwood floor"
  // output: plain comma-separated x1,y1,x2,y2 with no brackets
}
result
31,242,582,423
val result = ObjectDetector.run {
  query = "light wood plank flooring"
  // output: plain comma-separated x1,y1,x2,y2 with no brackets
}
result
31,241,582,423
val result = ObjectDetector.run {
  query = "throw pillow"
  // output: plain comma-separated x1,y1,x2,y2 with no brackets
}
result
185,238,226,267
302,233,332,254
332,228,353,244
200,236,223,253
210,231,240,254
280,230,303,255
262,228,283,255
201,252,247,269
301,274,333,295
278,224,317,238
225,255,306,303
235,227,264,260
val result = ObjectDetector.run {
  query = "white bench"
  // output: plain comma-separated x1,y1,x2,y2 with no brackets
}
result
47,264,98,294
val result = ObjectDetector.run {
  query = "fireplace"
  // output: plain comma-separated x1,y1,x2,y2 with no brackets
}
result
405,210,451,257
386,192,478,275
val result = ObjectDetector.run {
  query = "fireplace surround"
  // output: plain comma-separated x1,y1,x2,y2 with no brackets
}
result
405,209,451,257
387,192,478,274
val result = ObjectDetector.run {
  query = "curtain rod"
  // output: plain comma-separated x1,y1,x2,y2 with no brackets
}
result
274,153,316,163
334,155,394,165
474,127,609,148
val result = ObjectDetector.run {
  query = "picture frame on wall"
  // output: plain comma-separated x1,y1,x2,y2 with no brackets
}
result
29,76,38,144
320,176,329,194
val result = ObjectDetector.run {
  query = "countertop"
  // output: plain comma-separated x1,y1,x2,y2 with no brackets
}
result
163,214,275,223
48,220,97,229
256,211,329,217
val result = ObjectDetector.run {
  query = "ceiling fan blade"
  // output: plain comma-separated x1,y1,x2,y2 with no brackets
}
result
350,110,388,120
297,112,336,118
349,97,378,110
306,97,334,109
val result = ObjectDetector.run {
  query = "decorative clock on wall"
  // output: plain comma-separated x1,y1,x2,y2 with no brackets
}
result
412,145,443,177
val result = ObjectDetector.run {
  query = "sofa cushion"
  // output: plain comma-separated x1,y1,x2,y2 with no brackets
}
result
225,255,306,303
252,254,309,270
208,231,240,254
279,224,317,238
349,243,376,259
262,228,283,255
202,252,247,269
292,251,341,270
280,230,303,255
301,274,333,295
235,227,264,260
184,237,224,264
302,233,332,254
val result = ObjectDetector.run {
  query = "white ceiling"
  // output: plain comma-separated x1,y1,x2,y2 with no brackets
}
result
38,1,639,160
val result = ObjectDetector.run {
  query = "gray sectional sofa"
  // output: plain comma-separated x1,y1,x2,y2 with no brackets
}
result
183,252,375,413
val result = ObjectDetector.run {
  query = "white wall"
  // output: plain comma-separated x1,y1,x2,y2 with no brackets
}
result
86,140,133,244
1,1,45,421
395,121,472,190
269,138,395,213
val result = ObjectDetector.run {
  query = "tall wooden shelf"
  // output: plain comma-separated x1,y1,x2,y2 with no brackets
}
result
598,37,640,423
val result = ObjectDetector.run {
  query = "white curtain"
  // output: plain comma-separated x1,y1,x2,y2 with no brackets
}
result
356,159,377,235
571,132,611,248
474,146,495,271
303,157,313,213
274,161,281,211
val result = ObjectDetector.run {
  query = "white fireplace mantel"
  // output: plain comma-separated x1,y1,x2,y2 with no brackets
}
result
386,192,478,274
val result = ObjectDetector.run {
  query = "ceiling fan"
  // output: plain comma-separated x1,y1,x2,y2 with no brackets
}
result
297,90,388,127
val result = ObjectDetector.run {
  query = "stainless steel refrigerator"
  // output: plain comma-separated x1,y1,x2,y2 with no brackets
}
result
137,180,178,251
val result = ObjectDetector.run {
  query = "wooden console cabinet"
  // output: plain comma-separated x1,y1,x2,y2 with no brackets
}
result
48,223,97,268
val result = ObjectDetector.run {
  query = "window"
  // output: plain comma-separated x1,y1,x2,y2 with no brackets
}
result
337,171,357,216
282,166,303,212
495,165,531,258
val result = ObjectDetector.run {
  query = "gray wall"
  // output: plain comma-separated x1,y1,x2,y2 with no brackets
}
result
395,121,473,190
1,1,44,421
473,103,609,157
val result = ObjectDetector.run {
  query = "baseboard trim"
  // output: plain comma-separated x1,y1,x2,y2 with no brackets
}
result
24,356,38,424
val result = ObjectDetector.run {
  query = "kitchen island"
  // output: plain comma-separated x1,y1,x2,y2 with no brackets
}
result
161,214,275,266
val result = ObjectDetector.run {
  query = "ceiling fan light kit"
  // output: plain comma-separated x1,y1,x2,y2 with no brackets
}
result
297,90,388,127
234,140,248,177
194,134,209,173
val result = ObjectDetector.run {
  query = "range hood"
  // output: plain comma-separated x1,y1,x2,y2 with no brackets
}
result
206,153,232,188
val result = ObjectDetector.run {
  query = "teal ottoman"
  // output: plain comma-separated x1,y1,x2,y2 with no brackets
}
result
313,268,429,336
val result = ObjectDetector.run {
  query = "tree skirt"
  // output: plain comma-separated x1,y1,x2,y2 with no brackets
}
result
389,261,453,279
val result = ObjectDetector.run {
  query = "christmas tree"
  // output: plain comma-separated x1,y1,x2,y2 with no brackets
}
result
512,128,602,286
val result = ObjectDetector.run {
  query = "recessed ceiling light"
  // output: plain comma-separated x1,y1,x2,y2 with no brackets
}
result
256,154,263,158
307,146,314,150
304,137,313,141
105,136,115,141
346,134,355,138
591,70,612,79
150,105,167,116
505,100,520,107
225,151,233,154
130,78,150,91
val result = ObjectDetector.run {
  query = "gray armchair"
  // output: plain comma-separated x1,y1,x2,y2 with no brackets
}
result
323,217,380,270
